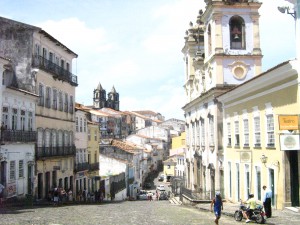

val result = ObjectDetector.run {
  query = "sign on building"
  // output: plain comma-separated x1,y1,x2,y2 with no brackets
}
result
278,115,299,130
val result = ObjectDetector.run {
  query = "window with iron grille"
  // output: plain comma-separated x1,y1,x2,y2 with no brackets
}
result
266,114,274,147
254,117,261,147
19,160,24,178
243,119,249,146
10,161,16,180
235,121,240,146
227,122,231,146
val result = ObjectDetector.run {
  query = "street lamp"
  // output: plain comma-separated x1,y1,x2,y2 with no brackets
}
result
278,6,296,19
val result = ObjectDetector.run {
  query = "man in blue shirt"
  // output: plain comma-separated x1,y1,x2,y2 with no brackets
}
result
263,185,272,218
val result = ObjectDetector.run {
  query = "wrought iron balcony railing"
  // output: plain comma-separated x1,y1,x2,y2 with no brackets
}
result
74,162,89,172
32,55,78,86
36,145,76,159
89,162,100,171
1,130,36,142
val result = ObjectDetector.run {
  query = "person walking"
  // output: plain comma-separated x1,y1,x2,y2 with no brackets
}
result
0,183,5,206
262,185,272,218
210,192,223,225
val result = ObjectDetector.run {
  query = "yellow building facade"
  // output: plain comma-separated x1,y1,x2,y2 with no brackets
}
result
87,121,100,191
171,132,186,150
218,60,300,209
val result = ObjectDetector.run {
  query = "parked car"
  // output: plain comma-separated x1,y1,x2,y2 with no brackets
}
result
137,190,148,200
157,184,165,191
158,176,164,182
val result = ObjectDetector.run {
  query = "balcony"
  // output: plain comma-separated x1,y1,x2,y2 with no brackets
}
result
1,130,36,143
89,162,100,171
32,55,78,86
36,145,76,159
74,162,89,172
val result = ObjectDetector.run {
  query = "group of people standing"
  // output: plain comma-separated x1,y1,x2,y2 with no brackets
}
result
210,185,272,224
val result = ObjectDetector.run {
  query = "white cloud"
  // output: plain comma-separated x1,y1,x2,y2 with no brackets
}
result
37,18,116,54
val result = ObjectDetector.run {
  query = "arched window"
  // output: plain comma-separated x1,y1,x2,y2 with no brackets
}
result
208,24,212,55
229,16,245,49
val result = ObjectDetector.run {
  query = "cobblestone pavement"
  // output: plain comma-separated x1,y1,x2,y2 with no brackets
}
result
0,200,238,225
0,200,300,225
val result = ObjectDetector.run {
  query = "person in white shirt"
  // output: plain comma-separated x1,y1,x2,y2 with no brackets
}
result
0,183,4,198
262,185,272,218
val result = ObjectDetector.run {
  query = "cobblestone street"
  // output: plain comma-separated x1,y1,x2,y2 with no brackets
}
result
0,200,236,225
1,200,300,225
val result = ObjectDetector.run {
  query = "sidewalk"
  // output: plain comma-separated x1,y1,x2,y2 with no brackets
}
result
195,201,300,224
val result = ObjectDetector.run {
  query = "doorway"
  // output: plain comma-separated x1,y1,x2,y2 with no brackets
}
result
289,151,299,206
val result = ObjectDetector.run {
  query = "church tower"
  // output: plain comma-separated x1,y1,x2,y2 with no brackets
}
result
202,0,262,89
93,82,106,109
182,0,262,199
107,86,120,111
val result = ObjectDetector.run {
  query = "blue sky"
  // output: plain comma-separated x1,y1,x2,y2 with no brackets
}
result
0,0,296,120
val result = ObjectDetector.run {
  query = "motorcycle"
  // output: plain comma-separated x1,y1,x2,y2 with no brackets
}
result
234,201,266,224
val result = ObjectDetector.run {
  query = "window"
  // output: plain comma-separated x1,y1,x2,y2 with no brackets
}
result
266,115,275,147
2,106,9,129
12,108,18,130
80,118,83,132
38,83,44,106
227,122,231,146
201,119,205,146
196,121,200,146
46,87,51,108
64,93,68,112
19,160,24,178
66,62,70,72
28,111,33,131
186,125,189,146
61,59,65,69
10,161,16,180
243,119,249,147
88,129,91,141
235,121,240,146
167,165,171,169
229,16,245,49
208,24,212,55
192,123,195,146
76,117,79,132
254,117,261,147
52,89,57,110
94,130,97,141
20,110,26,131
69,96,74,114
209,116,214,146
59,92,63,111
84,118,87,132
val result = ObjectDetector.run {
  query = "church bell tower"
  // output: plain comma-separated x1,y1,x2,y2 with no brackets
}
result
201,0,263,89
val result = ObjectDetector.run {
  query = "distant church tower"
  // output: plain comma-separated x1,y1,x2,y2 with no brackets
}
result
107,86,120,111
93,83,106,109
93,83,120,110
